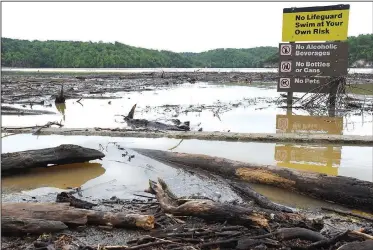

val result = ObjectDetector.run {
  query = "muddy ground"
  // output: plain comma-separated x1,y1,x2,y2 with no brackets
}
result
2,171,373,250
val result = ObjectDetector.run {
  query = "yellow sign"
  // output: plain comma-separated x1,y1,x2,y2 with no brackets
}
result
276,114,343,135
282,4,350,42
275,144,341,176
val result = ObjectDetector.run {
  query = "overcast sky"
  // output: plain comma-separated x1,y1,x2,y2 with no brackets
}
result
2,1,372,52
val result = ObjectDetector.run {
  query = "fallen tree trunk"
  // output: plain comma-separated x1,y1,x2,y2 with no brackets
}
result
2,202,154,230
135,149,373,212
2,128,372,145
1,144,105,174
1,106,57,115
147,178,269,229
2,202,89,225
2,216,68,235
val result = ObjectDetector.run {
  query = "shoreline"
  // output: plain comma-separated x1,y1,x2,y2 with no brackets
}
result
3,129,373,145
2,67,373,74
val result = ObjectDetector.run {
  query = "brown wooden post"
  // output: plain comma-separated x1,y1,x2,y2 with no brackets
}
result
328,78,338,117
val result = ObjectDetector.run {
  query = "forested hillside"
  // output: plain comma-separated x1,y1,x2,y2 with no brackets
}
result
1,34,372,68
182,47,277,68
1,38,195,68
347,34,373,66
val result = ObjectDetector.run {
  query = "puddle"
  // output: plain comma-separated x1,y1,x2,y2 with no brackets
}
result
2,134,372,210
2,162,105,193
2,83,372,135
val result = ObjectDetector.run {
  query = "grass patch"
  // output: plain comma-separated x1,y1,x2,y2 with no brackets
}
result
347,83,373,95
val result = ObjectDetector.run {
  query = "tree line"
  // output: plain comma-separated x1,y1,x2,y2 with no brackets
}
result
1,34,372,68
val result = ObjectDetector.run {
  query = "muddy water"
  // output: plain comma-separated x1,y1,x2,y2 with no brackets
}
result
2,82,372,210
2,83,373,136
2,163,105,192
2,134,372,210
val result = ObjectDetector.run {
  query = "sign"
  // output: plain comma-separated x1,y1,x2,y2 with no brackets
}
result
278,59,348,77
277,77,334,93
278,42,349,77
275,144,341,176
282,4,350,42
276,114,343,135
277,41,349,92
280,44,292,55
279,42,348,60
278,4,349,95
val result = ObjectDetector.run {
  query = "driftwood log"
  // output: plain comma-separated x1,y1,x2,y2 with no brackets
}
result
2,216,68,235
147,178,269,229
2,202,154,231
124,103,190,131
1,144,105,175
134,149,373,212
147,178,323,231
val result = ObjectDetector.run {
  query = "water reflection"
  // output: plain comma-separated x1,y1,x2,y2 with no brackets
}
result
2,162,105,192
275,144,341,176
276,113,343,135
56,103,66,121
275,112,343,175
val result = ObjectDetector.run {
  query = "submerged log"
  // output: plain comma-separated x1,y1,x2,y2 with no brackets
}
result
1,144,105,174
127,103,137,119
2,216,68,235
55,85,65,103
148,178,269,229
134,149,373,212
228,180,294,213
124,103,190,131
2,202,154,230
125,118,190,131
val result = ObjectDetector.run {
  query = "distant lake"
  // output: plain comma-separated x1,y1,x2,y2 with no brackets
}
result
2,67,373,74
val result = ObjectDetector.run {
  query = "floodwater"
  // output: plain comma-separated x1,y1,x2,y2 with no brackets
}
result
2,67,373,74
2,81,373,210
2,134,372,209
2,83,373,136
